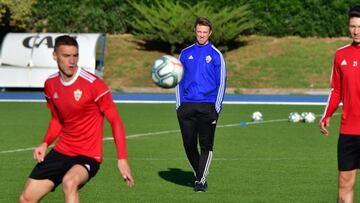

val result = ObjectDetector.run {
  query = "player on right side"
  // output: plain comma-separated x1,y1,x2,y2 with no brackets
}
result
320,5,360,203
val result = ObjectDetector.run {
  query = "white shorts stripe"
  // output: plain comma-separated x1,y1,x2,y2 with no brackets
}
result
200,151,213,184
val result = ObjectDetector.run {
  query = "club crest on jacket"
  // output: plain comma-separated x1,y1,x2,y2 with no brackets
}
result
74,89,82,101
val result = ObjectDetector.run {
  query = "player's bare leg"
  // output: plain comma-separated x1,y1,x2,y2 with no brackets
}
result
19,178,54,203
338,170,356,203
62,165,89,203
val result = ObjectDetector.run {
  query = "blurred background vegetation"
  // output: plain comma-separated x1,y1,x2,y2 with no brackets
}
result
0,0,358,91
1,0,358,49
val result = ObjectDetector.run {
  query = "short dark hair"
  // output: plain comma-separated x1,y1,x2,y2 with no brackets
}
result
194,16,212,31
54,35,78,52
349,5,360,19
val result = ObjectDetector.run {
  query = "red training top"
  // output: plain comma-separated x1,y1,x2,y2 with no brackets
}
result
322,43,360,135
43,68,127,162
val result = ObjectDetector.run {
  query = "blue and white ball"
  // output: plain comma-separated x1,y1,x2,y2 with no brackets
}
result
151,55,183,88
302,112,316,123
300,112,308,121
251,111,263,122
288,112,302,123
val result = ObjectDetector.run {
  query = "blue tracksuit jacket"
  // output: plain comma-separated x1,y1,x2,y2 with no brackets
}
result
176,41,226,113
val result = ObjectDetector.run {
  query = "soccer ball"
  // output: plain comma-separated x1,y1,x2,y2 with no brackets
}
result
151,55,183,88
300,112,308,121
251,111,263,122
303,112,316,123
288,112,302,123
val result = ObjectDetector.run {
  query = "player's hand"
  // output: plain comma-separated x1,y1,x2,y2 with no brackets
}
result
33,142,48,163
117,159,135,188
320,117,330,136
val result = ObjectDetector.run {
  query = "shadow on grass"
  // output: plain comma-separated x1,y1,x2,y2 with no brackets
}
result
158,168,194,188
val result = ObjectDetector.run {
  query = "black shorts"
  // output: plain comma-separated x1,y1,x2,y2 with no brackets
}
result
29,149,100,189
177,102,218,151
338,134,360,171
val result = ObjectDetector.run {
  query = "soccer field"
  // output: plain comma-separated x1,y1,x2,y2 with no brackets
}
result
0,102,349,202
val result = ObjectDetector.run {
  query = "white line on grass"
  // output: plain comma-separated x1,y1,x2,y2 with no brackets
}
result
103,129,181,141
0,99,329,105
0,147,36,154
103,157,335,161
0,113,339,154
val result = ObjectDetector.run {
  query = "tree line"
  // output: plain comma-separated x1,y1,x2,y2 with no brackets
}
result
0,0,358,52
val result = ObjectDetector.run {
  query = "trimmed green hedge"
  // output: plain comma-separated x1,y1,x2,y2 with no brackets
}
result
245,0,356,37
177,0,357,37
129,0,257,52
1,0,359,42
28,0,131,33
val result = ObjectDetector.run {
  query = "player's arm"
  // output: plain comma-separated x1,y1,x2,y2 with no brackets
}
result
35,98,62,162
176,83,183,110
97,92,134,187
320,56,341,136
176,54,185,110
214,52,226,114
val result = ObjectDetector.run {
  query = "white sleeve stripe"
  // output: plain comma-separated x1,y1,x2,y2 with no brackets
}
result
321,62,337,120
95,90,110,102
212,45,226,112
47,72,59,79
181,44,195,52
82,70,96,81
175,53,183,109
336,44,351,51
80,73,95,83
80,70,96,83
321,88,334,120
176,85,181,109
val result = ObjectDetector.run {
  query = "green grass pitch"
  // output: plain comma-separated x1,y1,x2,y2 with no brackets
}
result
0,102,350,202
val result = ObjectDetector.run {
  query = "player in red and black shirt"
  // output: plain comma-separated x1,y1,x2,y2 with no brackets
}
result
320,5,360,203
19,35,134,203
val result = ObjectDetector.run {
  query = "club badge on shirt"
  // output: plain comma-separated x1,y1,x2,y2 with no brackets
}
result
206,55,212,63
74,89,82,101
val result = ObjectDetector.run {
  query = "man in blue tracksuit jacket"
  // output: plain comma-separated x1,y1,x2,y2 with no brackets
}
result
176,16,226,192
